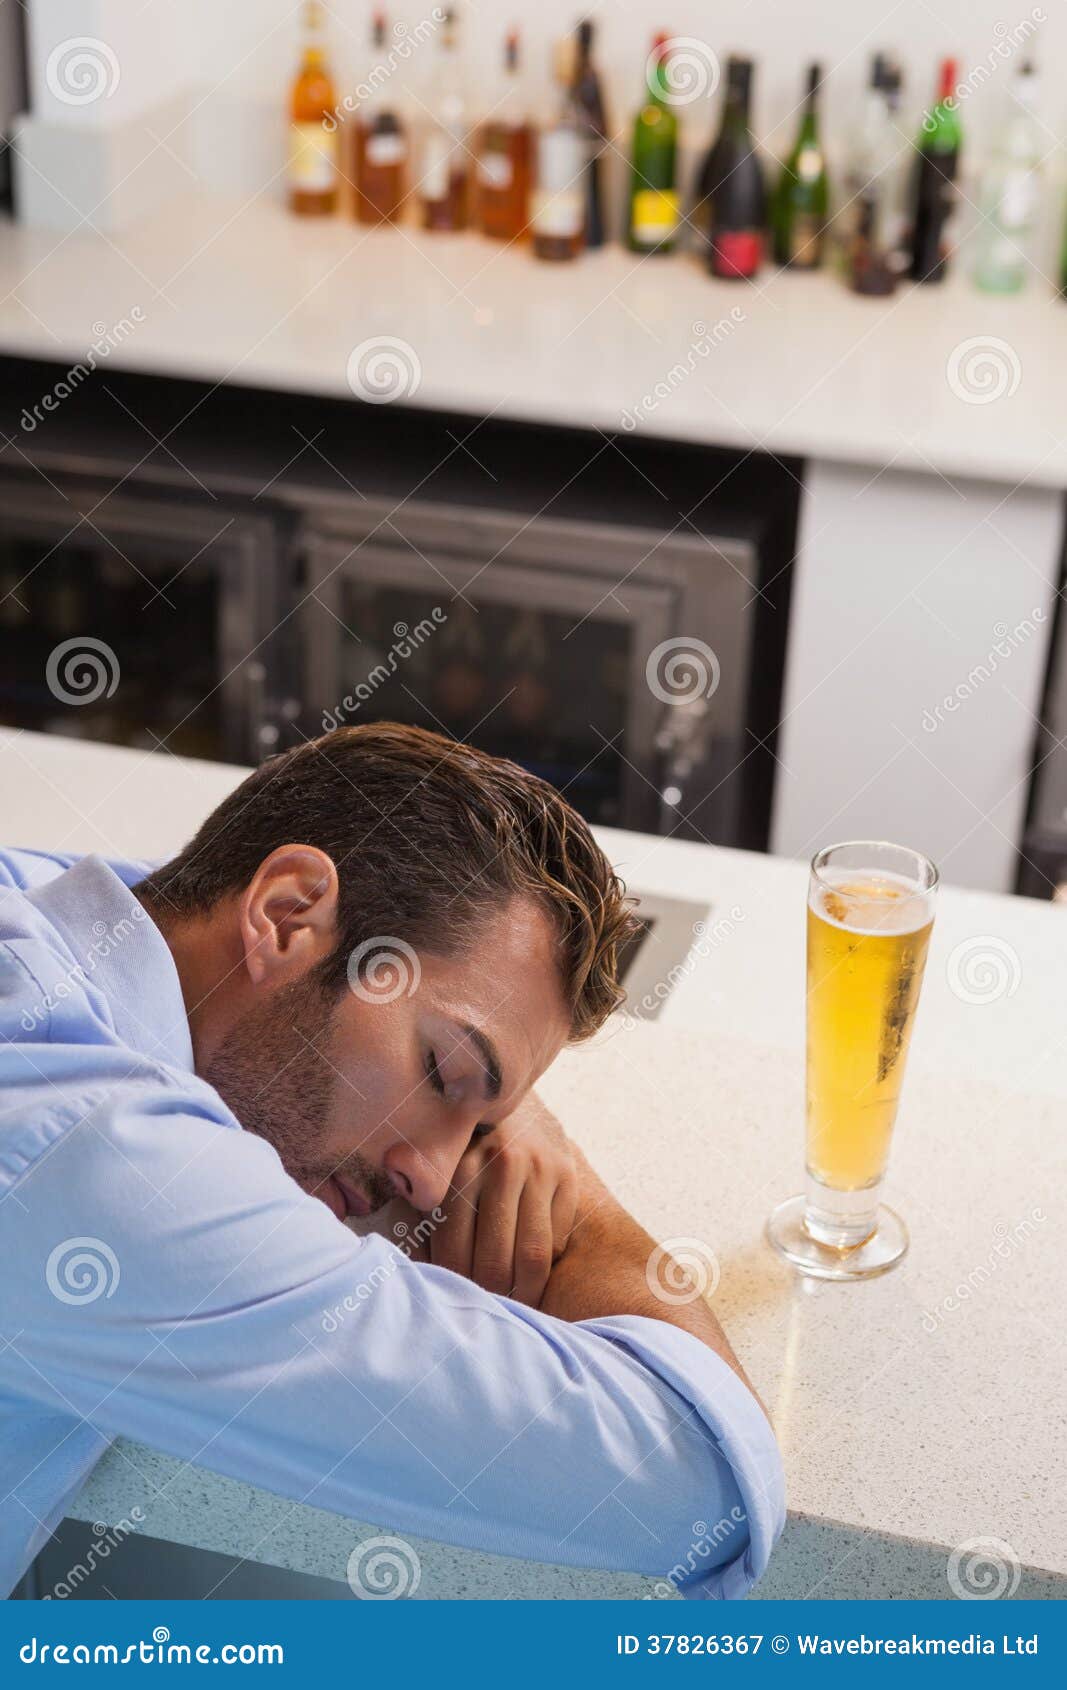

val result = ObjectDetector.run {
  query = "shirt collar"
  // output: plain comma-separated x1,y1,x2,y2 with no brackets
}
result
28,855,194,1074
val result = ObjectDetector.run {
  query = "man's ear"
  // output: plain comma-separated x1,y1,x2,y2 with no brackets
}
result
238,845,340,987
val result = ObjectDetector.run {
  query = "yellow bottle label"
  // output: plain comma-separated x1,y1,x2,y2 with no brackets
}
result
289,121,338,191
632,188,679,243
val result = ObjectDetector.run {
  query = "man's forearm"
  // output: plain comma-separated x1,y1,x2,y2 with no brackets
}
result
540,1149,757,1401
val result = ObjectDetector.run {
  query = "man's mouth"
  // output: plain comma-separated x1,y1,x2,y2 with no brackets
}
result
321,1174,374,1222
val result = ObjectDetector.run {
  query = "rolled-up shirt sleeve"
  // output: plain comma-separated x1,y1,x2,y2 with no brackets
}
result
6,1073,785,1595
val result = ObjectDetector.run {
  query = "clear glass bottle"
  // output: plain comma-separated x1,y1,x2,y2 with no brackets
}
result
531,41,587,262
973,62,1042,294
838,52,904,295
419,7,468,231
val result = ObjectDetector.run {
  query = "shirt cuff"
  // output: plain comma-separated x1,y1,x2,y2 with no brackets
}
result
581,1314,786,1599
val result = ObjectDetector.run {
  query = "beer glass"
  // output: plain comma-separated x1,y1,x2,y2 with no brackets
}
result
767,840,938,1281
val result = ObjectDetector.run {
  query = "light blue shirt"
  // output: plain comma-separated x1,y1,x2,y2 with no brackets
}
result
0,848,785,1598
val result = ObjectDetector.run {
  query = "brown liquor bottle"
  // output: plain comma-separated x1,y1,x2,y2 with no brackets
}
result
288,0,339,216
477,30,531,240
353,10,408,223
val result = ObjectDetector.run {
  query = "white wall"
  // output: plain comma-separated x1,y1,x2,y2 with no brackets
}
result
21,0,1067,166
16,0,1067,246
177,0,1066,159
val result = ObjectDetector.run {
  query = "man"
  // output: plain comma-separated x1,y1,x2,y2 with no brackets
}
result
0,724,784,1598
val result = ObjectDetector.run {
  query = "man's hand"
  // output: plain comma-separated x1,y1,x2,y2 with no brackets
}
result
428,1094,578,1305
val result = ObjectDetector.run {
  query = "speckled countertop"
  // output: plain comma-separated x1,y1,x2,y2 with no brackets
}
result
5,731,1066,1599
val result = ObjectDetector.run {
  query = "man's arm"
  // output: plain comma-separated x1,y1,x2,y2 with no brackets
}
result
542,1146,756,1399
4,1068,784,1597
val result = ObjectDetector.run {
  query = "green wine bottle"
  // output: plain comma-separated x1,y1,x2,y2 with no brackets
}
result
627,34,679,254
772,63,829,269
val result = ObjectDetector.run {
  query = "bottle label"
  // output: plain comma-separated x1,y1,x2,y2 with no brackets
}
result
631,189,679,243
712,230,762,278
998,169,1037,231
531,188,583,239
537,127,586,195
478,150,514,190
367,133,407,167
421,131,452,201
786,215,822,266
288,122,338,191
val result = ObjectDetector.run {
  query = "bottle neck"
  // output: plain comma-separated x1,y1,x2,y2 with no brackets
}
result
724,91,751,134
647,58,670,107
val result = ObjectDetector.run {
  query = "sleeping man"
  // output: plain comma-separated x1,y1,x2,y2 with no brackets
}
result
0,723,784,1597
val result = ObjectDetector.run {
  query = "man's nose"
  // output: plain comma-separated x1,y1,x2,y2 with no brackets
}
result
384,1117,477,1213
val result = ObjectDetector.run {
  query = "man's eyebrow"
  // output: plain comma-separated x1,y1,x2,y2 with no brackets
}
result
461,1022,503,1101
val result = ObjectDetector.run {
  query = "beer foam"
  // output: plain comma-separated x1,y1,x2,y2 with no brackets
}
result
810,870,932,937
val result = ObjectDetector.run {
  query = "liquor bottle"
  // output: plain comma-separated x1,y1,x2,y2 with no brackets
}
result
627,34,679,255
353,11,408,225
531,42,587,262
772,63,829,269
477,30,531,240
907,58,962,283
694,56,766,280
839,52,904,296
974,62,1042,294
571,19,610,248
287,0,339,216
419,8,468,231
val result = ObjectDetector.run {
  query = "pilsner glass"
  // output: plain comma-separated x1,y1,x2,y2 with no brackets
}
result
767,840,938,1281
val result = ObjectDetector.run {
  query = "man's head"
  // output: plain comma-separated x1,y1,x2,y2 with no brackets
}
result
135,724,637,1220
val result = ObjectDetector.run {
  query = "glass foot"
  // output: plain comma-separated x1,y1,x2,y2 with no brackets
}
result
766,1194,908,1282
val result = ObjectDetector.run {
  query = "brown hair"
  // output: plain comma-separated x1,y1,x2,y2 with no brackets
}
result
135,723,638,1039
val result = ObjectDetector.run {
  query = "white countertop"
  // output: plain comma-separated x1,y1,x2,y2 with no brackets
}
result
3,728,1066,1596
2,194,1065,489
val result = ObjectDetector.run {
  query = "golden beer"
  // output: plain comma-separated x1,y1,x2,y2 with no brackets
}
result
806,875,933,1191
768,841,938,1281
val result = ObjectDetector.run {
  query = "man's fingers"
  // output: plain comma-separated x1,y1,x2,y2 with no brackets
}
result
510,1182,556,1306
549,1161,580,1256
428,1179,478,1279
471,1158,524,1297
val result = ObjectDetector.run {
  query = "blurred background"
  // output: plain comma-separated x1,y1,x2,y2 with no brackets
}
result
2,0,1067,900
